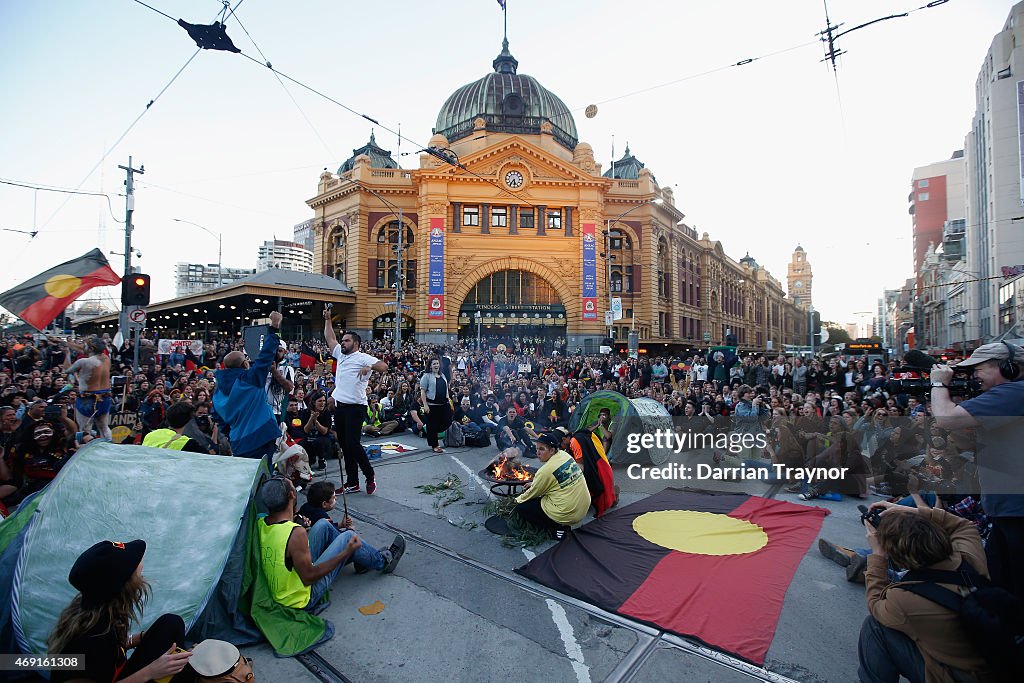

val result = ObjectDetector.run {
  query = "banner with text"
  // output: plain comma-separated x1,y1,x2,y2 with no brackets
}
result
582,222,598,320
428,217,445,318
157,339,204,356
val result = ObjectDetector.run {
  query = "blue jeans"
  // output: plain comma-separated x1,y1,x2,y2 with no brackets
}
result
304,519,385,611
858,615,925,683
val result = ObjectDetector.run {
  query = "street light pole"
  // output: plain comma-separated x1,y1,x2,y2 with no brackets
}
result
173,219,223,288
475,310,482,351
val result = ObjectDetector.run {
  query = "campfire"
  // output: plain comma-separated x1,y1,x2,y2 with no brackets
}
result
489,457,534,483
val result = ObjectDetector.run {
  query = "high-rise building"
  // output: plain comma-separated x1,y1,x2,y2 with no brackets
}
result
910,152,964,281
963,1,1024,343
293,219,314,251
174,263,255,298
786,246,812,308
256,240,313,273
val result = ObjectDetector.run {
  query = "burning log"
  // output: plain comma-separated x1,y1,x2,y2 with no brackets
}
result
483,456,535,483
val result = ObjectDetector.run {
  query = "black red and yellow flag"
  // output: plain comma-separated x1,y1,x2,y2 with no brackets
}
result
515,488,826,664
0,249,121,330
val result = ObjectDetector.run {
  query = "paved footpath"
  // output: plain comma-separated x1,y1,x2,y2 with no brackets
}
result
245,433,871,683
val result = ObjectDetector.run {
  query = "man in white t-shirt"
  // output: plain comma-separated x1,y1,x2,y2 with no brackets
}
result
324,306,388,495
693,359,709,386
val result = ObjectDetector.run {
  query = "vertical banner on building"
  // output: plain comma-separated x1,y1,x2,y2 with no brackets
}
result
1018,80,1024,206
582,222,598,320
428,217,445,318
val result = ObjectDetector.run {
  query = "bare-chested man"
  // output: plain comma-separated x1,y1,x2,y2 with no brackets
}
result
62,337,112,439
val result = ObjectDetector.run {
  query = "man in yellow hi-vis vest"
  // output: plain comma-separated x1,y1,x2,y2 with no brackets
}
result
141,401,206,453
257,478,406,614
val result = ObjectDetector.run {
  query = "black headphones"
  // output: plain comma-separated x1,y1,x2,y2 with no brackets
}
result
1000,341,1021,381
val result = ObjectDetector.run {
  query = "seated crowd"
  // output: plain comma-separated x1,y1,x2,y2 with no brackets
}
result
1,328,1016,682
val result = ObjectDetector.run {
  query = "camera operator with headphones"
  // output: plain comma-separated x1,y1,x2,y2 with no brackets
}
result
930,341,1024,598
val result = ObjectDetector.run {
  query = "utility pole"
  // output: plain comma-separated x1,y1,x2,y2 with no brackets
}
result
118,156,144,372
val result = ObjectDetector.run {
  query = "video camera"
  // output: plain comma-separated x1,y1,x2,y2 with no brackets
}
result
885,350,981,398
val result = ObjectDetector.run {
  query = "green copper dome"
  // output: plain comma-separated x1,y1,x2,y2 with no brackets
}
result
337,131,398,174
433,40,578,151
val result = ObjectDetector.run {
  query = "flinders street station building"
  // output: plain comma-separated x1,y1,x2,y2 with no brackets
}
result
307,40,810,354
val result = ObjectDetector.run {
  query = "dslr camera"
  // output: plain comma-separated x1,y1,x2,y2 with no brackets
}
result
858,504,883,528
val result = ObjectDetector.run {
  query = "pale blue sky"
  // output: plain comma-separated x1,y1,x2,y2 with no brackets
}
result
0,0,1014,324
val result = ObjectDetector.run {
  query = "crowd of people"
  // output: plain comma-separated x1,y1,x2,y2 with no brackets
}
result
2,316,1021,681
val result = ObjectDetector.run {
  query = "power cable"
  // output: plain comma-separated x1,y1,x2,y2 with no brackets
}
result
31,47,202,239
0,178,124,224
223,2,337,159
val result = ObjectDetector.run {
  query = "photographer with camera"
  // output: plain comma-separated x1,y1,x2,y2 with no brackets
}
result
930,342,1024,599
857,501,996,683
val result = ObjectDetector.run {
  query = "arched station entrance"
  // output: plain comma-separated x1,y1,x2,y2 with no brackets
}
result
458,269,567,354
372,313,415,341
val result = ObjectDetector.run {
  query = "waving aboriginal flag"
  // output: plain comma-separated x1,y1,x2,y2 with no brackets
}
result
0,249,121,330
516,488,826,664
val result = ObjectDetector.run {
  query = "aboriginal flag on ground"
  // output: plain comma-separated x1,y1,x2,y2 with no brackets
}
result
516,488,827,664
0,249,121,330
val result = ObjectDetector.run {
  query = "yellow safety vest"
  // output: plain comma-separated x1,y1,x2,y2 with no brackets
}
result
142,429,190,451
257,519,310,609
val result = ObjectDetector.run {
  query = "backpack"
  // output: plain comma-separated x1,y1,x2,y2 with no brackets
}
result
897,561,1024,681
465,427,490,448
444,421,465,448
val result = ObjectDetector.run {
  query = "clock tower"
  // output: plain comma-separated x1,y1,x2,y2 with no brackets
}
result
787,245,812,308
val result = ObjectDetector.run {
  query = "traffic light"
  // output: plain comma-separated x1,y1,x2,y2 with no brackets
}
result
122,273,151,306
811,311,821,339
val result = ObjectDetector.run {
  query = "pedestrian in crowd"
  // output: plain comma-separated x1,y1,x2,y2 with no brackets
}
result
266,339,295,426
212,311,285,465
63,336,113,440
323,306,386,495
419,357,452,454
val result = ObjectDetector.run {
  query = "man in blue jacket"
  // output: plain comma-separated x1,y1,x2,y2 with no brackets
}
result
213,310,283,465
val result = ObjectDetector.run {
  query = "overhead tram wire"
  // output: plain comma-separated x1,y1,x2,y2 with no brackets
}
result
223,2,337,159
30,47,201,241
0,178,123,224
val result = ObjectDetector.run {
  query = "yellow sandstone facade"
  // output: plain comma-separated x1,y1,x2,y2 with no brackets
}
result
307,41,808,353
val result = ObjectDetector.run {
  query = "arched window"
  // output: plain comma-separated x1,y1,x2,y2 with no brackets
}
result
376,221,415,244
609,229,632,251
463,269,560,306
610,270,623,292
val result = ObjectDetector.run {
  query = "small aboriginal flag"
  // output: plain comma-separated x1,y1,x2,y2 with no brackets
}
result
516,488,826,664
0,249,121,330
300,341,318,371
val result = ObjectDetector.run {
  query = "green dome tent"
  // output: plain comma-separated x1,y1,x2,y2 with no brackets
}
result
568,390,674,465
0,441,331,672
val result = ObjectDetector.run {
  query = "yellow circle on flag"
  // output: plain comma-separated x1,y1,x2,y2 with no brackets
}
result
44,274,82,298
632,510,768,556
110,426,132,444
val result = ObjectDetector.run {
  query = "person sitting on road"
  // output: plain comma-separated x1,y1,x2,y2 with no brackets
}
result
513,432,591,539
362,394,398,437
49,539,191,683
257,478,406,615
496,406,538,458
141,401,206,453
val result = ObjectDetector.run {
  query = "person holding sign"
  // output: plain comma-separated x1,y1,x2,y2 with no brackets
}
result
324,306,387,495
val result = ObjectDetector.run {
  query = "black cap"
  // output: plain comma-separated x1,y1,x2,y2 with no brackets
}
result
538,432,561,449
69,540,146,609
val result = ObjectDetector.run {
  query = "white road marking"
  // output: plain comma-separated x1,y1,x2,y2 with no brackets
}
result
522,552,591,683
451,454,590,683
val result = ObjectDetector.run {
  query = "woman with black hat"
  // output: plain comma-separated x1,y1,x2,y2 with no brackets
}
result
49,539,191,682
513,432,591,539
